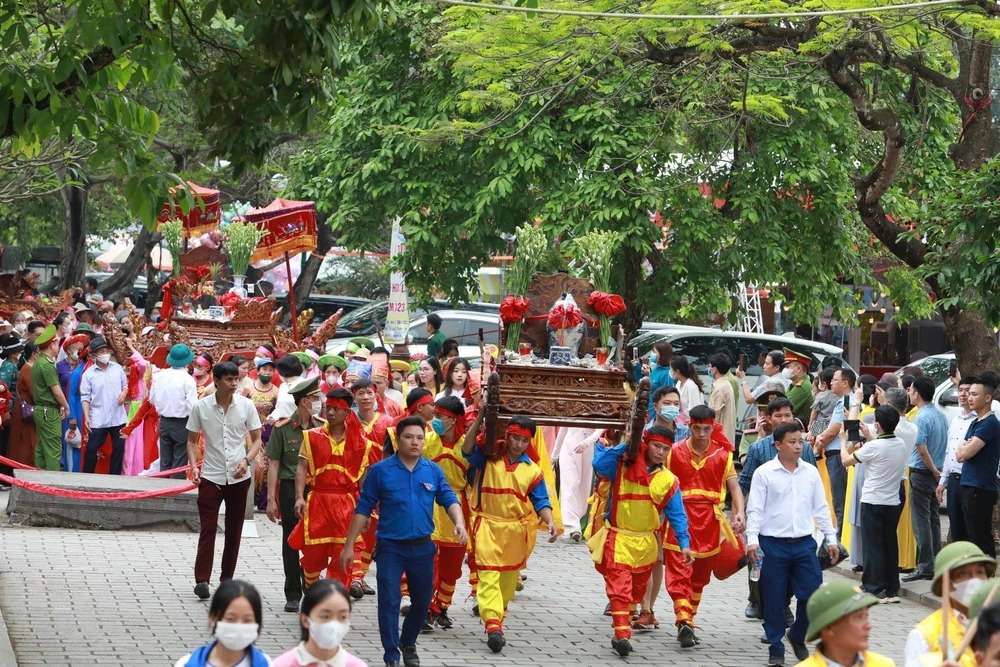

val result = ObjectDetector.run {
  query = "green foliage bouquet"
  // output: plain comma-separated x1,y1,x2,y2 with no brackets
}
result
224,221,266,277
503,223,548,351
160,219,184,278
570,230,622,347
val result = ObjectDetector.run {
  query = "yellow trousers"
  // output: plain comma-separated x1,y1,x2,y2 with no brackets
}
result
477,569,520,632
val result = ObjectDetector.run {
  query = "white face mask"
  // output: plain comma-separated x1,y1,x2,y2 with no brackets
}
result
13,323,26,335
214,621,259,651
953,578,985,607
309,618,350,650
309,398,322,418
96,352,111,365
780,367,793,380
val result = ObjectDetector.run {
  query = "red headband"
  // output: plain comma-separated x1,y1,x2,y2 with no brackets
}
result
406,394,434,414
506,424,534,440
434,405,464,418
690,416,714,425
326,397,351,409
646,432,673,446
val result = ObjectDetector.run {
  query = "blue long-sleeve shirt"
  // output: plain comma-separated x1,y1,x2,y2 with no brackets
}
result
464,446,552,513
355,454,459,540
738,433,818,497
592,443,690,550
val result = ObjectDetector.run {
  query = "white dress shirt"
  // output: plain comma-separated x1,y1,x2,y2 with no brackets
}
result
941,410,976,480
187,393,262,485
268,374,303,422
746,457,838,546
150,367,197,418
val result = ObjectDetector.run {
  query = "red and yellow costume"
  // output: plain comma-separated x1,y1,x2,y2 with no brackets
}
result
427,404,471,618
466,425,552,635
351,410,392,584
589,435,689,641
288,400,376,588
664,423,745,627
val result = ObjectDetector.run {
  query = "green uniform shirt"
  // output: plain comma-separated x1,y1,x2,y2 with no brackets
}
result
267,413,322,480
426,330,447,358
787,378,814,425
31,354,59,407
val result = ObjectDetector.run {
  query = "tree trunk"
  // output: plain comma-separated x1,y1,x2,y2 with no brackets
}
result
293,216,335,308
941,307,1000,377
99,226,162,300
58,182,88,290
619,245,646,339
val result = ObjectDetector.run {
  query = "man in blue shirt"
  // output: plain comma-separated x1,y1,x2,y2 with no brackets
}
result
738,396,818,620
957,374,1000,558
903,376,950,581
810,367,856,539
342,416,467,667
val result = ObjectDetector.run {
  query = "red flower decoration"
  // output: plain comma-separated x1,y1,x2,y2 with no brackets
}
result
218,291,242,312
499,295,531,324
547,303,583,330
588,291,626,317
185,265,211,282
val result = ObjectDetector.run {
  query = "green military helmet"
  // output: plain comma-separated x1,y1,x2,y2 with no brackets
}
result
968,578,1000,620
805,581,880,642
932,541,997,597
317,354,336,371
291,351,314,369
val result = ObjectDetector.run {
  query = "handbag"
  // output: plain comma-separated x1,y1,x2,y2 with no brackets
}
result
19,400,33,420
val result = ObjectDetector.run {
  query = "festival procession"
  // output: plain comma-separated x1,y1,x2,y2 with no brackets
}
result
3,1,1000,667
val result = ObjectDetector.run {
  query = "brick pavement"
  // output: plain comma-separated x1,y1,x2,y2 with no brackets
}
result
0,493,930,666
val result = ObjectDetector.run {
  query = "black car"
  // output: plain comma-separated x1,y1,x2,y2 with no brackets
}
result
331,299,499,340
274,294,371,325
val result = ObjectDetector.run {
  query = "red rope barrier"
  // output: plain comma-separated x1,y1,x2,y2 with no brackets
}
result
0,454,34,471
0,472,196,501
0,454,198,479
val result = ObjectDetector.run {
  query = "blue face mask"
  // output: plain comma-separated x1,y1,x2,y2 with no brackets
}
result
659,405,680,421
431,418,446,435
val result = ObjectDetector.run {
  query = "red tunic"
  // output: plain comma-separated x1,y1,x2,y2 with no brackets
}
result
288,425,374,548
664,438,736,558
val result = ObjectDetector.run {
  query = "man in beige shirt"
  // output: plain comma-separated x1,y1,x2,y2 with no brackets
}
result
708,351,737,445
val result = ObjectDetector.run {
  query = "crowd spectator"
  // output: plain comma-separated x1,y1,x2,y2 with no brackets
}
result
8,341,37,466
669,356,704,414
812,367,857,537
174,580,270,667
708,351,737,445
937,376,976,542
31,324,69,471
425,313,446,359
150,344,197,477
957,374,1000,557
80,336,128,475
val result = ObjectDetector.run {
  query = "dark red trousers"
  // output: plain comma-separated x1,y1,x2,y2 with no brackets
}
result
195,478,250,584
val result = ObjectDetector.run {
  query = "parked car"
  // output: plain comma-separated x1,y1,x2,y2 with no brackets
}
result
274,294,371,328
897,352,955,386
329,299,499,341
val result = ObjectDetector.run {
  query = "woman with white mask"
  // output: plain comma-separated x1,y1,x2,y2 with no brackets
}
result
273,579,367,667
175,580,271,667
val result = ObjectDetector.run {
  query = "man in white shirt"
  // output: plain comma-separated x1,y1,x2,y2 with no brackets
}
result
841,405,908,602
150,344,198,478
747,421,838,666
267,354,305,423
937,378,975,542
80,336,128,474
186,360,263,601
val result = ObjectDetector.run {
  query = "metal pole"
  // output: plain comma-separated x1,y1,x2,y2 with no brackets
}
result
285,251,299,342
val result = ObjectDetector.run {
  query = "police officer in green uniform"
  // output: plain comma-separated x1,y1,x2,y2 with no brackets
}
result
30,324,70,470
266,376,324,613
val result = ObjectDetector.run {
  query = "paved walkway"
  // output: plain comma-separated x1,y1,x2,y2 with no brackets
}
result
0,493,929,666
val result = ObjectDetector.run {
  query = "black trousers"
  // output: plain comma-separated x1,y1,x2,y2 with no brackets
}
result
84,424,125,474
946,474,968,543
860,501,902,596
960,485,998,558
279,478,304,603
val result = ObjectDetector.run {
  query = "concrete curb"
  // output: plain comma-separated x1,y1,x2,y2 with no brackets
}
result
832,563,939,610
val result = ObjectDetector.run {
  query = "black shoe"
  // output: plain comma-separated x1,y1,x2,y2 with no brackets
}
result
487,631,506,653
745,601,761,619
401,645,420,667
768,654,785,666
472,604,479,617
385,663,400,667
788,632,809,660
784,606,794,628
194,582,210,600
362,581,376,595
678,623,697,648
611,638,633,657
420,619,434,634
350,581,365,600
435,609,454,629
902,571,932,583
760,634,769,644
284,600,299,613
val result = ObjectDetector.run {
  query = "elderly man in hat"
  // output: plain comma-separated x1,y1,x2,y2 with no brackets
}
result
31,324,71,470
150,344,197,477
266,377,324,613
79,336,128,474
797,581,894,666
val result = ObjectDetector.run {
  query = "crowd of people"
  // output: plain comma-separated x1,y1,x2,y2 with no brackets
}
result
1,292,999,667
